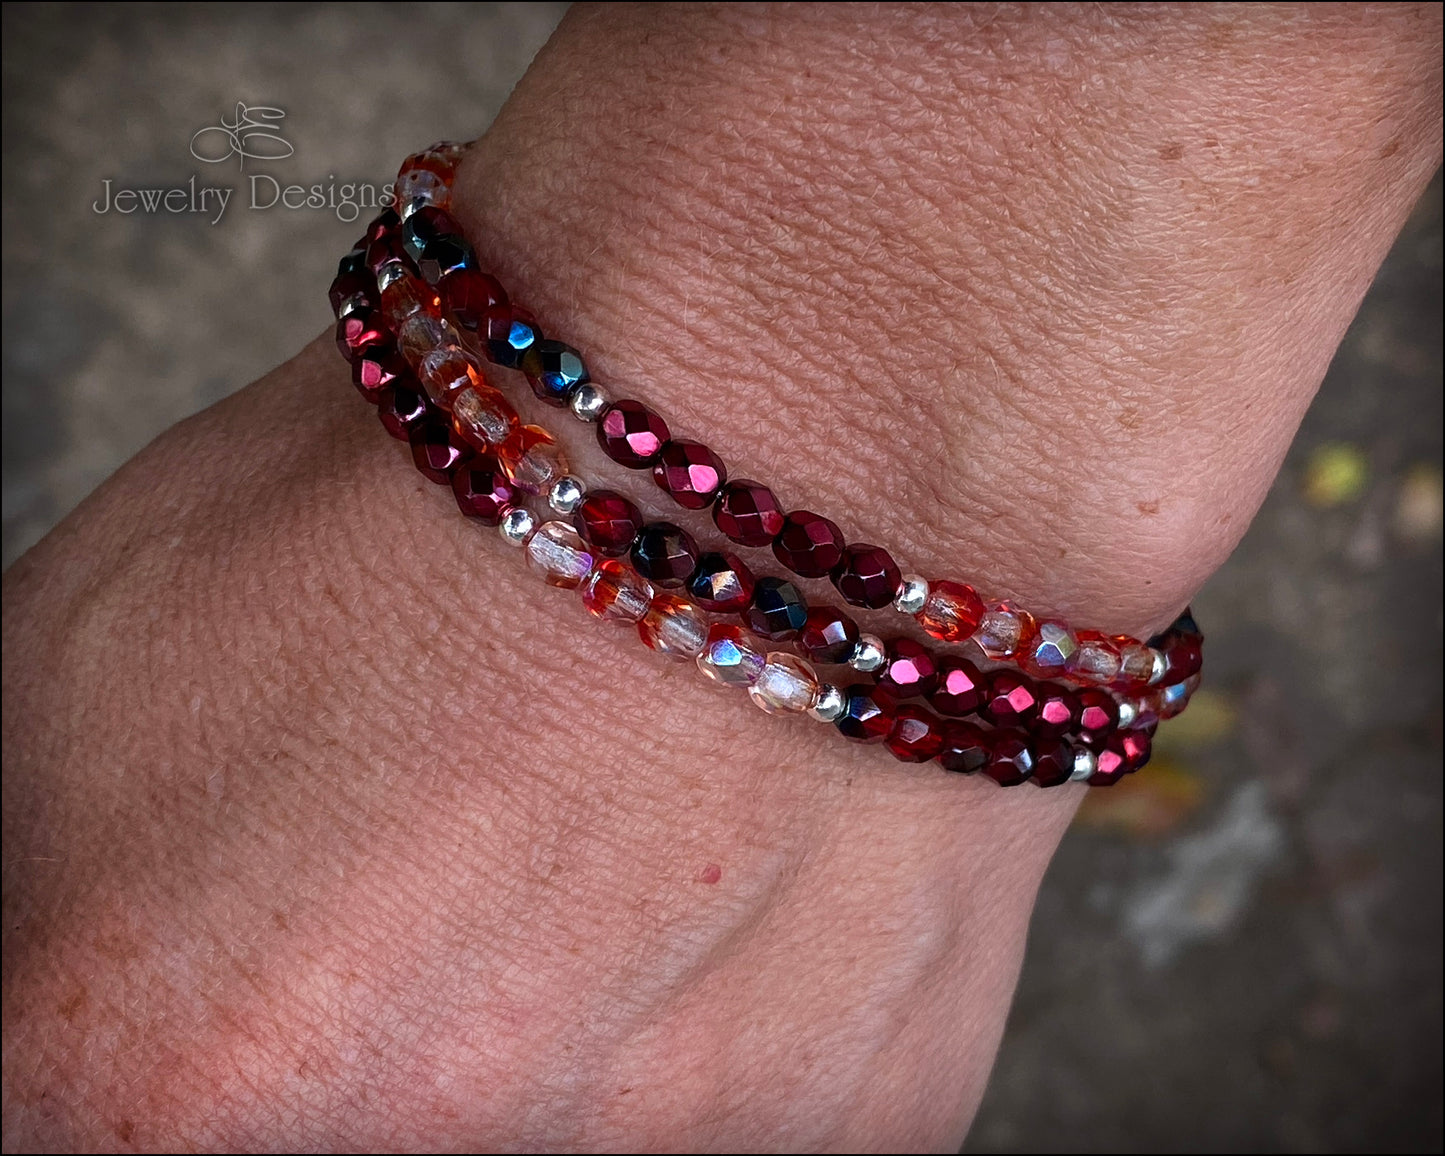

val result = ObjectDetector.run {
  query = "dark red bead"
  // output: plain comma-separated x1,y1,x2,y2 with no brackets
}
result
1117,729,1153,774
772,510,846,579
1091,742,1129,786
360,209,400,249
798,605,861,664
877,638,940,700
1162,635,1203,683
985,732,1035,786
1034,685,1079,736
983,670,1040,727
439,267,507,337
573,490,644,557
629,522,699,587
1074,688,1119,745
451,460,515,524
364,230,408,276
928,655,985,717
938,720,991,774
653,440,727,509
376,384,431,440
408,419,473,484
598,400,670,468
886,706,945,763
335,307,390,363
830,543,902,610
714,480,786,547
686,552,755,613
351,345,406,403
834,687,893,744
337,246,371,281
1031,738,1074,787
329,270,376,315
743,577,809,640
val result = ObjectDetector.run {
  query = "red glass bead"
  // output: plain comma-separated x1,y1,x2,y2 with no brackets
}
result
886,706,946,763
985,733,1035,786
351,345,405,404
598,400,670,468
1162,635,1203,683
1069,630,1123,683
1031,739,1074,788
916,580,985,642
743,577,809,640
877,638,940,700
834,686,893,744
772,510,846,579
929,655,986,717
686,552,756,613
408,419,473,484
1034,685,1079,736
400,206,465,265
713,480,786,547
380,269,436,326
1074,688,1119,745
629,522,700,588
376,384,431,440
335,308,390,363
1091,733,1144,787
329,270,375,316
497,424,568,496
1113,638,1159,691
451,460,514,524
450,384,518,450
983,670,1040,727
1117,729,1153,774
439,267,507,337
798,605,860,664
364,230,407,276
581,559,655,624
418,345,484,410
653,440,727,509
831,543,901,610
573,490,644,557
638,593,709,660
938,720,991,774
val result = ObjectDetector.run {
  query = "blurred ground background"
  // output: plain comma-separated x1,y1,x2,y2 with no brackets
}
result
2,5,1440,1152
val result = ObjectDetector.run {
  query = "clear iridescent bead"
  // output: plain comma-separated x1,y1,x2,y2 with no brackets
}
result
696,625,766,688
637,594,710,661
523,521,596,590
748,653,821,715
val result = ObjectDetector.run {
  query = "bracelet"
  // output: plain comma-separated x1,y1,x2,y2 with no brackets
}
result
329,141,1205,787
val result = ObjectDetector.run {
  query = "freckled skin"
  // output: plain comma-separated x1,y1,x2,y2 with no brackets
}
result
3,5,1440,1152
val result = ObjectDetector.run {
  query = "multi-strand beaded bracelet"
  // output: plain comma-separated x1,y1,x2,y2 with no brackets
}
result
329,141,1204,787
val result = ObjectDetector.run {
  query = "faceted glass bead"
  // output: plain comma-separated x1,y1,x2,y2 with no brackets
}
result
983,670,1040,727
686,552,756,613
1091,744,1127,786
629,522,700,588
417,237,473,285
329,270,376,316
1155,674,1199,720
498,425,569,496
696,624,766,688
597,400,670,468
886,706,945,763
1023,620,1079,678
653,440,727,510
581,559,655,623
524,521,596,590
831,543,901,610
939,720,991,774
798,605,860,664
748,652,821,715
972,607,1025,659
380,270,436,326
1099,729,1153,783
360,208,401,248
713,480,785,547
834,686,893,744
1113,640,1157,690
878,638,940,700
1031,739,1074,787
484,304,541,368
1034,686,1079,736
451,460,515,524
419,345,484,410
336,308,390,363
520,340,589,406
743,577,809,640
985,733,1035,786
772,510,846,579
397,313,454,369
400,206,465,265
638,593,710,660
1069,630,1122,683
337,246,371,281
351,345,405,404
916,579,985,642
376,384,431,440
408,419,473,484
450,384,518,450
439,267,507,337
573,490,644,557
1162,635,1203,683
1074,687,1119,744
394,165,449,217
364,230,408,276
928,655,986,717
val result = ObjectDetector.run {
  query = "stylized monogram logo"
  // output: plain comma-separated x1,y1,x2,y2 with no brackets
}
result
190,102,293,169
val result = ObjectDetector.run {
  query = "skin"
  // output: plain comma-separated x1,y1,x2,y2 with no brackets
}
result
2,4,1439,1152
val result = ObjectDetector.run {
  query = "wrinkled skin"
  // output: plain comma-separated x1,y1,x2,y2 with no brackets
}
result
3,5,1439,1151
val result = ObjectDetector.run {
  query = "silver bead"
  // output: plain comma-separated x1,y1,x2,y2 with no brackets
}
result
1069,748,1097,782
376,259,410,292
336,292,370,320
547,475,586,515
848,633,887,673
1147,648,1168,686
892,575,929,615
569,382,609,422
498,507,536,546
1116,700,1139,729
808,683,847,723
